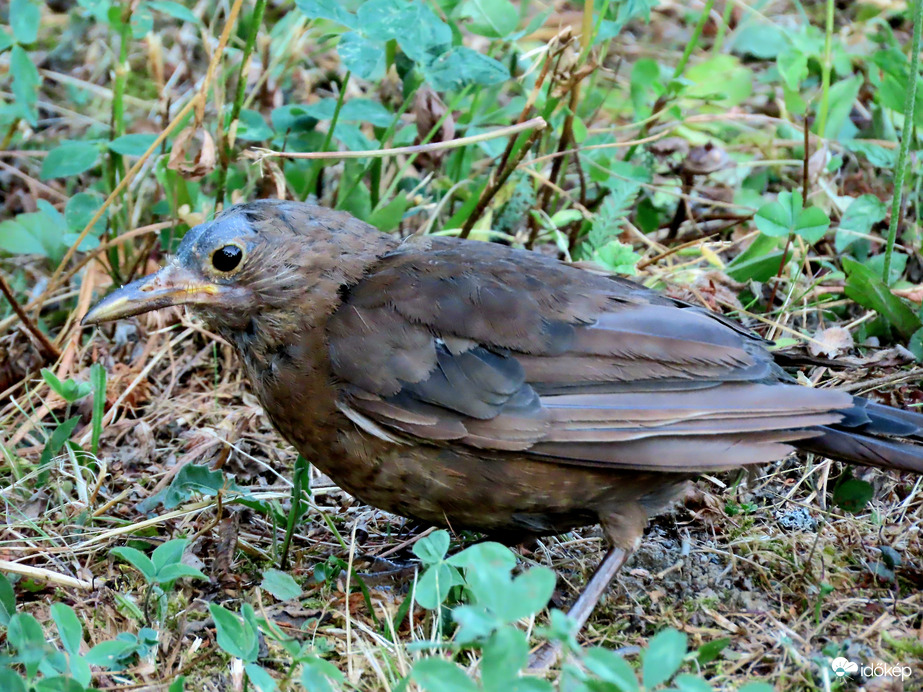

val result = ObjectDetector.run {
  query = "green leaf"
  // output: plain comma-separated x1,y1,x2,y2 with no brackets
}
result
356,0,409,40
481,626,528,688
368,194,408,231
139,463,243,511
146,1,200,24
41,142,100,180
908,327,923,361
413,529,450,565
245,664,277,692
0,571,16,625
10,0,41,44
685,54,752,107
42,368,92,402
10,45,40,125
730,22,787,59
151,538,190,573
738,684,775,692
84,637,137,669
630,58,663,119
725,234,790,282
821,75,861,139
836,194,887,253
34,674,89,692
754,190,829,243
394,3,452,64
155,563,208,584
65,192,107,234
865,251,907,286
794,206,831,243
414,562,462,610
833,478,874,514
411,658,480,692
7,613,47,678
339,99,394,126
641,628,687,688
111,547,157,583
447,541,516,571
0,669,27,692
40,416,81,467
843,257,921,338
459,0,519,38
89,362,106,455
0,218,46,254
592,240,641,275
300,656,344,692
338,32,384,80
108,133,159,156
583,647,640,691
695,637,730,665
50,603,83,656
501,567,556,621
235,109,273,141
294,0,357,28
777,47,807,89
754,192,799,237
261,568,302,601
209,603,260,662
7,612,45,651
843,140,896,168
423,46,508,91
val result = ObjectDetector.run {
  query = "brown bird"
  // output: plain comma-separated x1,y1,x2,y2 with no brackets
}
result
84,199,923,657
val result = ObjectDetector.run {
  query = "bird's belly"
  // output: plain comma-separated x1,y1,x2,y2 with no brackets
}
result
310,429,688,538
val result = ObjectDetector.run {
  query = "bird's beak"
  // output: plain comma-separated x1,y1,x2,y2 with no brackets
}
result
82,264,222,325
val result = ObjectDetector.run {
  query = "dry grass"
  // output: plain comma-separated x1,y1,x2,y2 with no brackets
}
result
3,0,923,689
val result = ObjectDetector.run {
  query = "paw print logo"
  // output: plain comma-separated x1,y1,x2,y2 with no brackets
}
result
831,657,859,677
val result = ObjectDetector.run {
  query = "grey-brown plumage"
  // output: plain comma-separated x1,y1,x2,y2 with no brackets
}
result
83,199,923,653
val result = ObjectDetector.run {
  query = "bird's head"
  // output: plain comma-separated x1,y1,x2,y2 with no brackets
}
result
83,200,381,340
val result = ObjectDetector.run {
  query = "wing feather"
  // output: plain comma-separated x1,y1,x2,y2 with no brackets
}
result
327,236,850,471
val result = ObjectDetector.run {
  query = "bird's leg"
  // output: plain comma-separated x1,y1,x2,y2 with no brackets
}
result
562,546,631,631
528,505,646,671
527,546,634,670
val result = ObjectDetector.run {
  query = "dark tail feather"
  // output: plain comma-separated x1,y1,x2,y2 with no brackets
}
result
796,398,923,474
799,427,923,473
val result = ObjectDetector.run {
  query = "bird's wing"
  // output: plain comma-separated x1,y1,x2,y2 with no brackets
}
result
326,236,849,471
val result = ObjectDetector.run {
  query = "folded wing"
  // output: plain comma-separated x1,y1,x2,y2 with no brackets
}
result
327,236,850,472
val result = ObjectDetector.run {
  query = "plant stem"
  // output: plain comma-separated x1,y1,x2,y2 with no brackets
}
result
215,0,268,209
711,0,735,56
815,0,834,136
672,0,714,81
280,456,309,570
108,1,132,234
883,0,923,282
0,271,60,361
459,126,544,239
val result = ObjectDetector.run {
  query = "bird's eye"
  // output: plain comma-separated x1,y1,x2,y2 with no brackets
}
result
212,244,243,273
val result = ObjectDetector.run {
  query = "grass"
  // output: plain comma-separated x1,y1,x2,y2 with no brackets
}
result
1,0,923,689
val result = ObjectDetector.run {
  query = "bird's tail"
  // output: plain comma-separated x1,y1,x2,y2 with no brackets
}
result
797,399,923,474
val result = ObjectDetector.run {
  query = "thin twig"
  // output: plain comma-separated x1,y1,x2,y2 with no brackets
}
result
0,271,61,361
247,117,547,162
459,127,545,240
883,0,923,281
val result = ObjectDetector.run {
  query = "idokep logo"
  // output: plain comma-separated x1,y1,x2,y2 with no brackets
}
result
830,657,858,677
830,656,913,681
